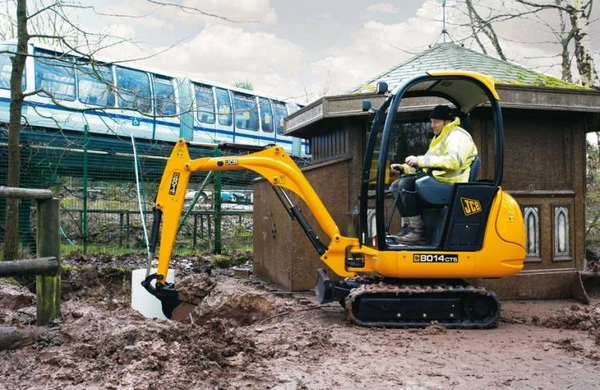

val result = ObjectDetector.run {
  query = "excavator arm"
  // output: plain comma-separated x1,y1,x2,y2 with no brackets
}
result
143,138,374,318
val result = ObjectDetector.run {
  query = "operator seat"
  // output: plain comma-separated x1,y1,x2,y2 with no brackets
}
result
468,155,481,182
415,155,481,207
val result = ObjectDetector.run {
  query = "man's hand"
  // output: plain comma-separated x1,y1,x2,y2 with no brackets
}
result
405,155,418,167
390,163,405,174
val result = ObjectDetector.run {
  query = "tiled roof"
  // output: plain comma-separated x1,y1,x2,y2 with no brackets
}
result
352,42,586,93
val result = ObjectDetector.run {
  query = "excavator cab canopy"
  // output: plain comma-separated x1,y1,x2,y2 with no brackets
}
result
399,71,499,112
359,70,505,249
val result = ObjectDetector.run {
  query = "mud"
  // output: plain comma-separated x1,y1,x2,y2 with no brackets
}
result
1,253,600,389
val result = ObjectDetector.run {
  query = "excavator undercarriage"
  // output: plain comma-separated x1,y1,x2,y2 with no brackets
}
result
316,269,501,328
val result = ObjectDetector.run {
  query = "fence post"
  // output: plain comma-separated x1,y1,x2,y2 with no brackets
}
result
36,197,61,326
213,147,222,254
82,124,89,254
193,213,198,248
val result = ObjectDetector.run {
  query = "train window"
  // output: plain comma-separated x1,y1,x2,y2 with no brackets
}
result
0,48,25,91
194,83,215,124
153,75,176,116
215,87,232,126
77,63,114,107
115,66,152,113
259,97,273,133
233,92,259,131
34,50,76,101
273,101,288,135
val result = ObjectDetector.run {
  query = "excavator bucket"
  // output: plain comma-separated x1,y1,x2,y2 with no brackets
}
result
142,272,216,322
141,274,181,319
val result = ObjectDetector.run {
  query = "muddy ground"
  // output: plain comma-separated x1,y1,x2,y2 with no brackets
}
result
1,253,600,390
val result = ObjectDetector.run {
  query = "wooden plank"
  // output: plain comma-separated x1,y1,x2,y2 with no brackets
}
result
0,186,53,199
0,257,58,277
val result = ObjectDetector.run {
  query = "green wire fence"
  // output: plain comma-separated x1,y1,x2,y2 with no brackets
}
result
0,127,257,257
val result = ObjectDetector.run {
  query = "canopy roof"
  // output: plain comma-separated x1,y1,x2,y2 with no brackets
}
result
353,43,586,94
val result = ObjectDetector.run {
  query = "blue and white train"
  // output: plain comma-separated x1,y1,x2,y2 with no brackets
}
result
0,40,310,158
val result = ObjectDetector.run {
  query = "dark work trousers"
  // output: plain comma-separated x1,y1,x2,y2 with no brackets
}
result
390,175,421,217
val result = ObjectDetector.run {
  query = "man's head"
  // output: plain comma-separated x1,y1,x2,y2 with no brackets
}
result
429,105,454,135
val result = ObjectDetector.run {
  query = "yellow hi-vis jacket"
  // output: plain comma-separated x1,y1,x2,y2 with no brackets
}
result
417,117,478,184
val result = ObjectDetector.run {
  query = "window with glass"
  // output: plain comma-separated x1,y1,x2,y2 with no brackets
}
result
388,120,431,164
0,46,25,91
273,102,288,135
115,66,152,113
259,97,273,133
153,75,176,116
215,88,232,126
77,62,114,107
233,92,259,131
194,83,215,124
34,49,76,101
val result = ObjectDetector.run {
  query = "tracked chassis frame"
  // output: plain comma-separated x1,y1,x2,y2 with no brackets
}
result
316,269,501,329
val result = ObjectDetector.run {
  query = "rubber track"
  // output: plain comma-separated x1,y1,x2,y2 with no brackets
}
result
345,282,501,329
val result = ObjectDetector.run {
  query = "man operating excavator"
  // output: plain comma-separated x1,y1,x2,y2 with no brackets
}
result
390,104,478,245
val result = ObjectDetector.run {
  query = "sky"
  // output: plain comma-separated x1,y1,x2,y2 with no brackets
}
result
61,0,600,103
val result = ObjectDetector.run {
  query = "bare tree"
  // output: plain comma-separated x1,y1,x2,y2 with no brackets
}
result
2,1,245,260
465,0,508,60
458,0,599,87
3,0,28,260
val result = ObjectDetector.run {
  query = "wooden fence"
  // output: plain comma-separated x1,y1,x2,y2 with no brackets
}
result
0,186,60,326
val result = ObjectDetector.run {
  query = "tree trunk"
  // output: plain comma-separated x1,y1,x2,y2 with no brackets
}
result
3,0,28,261
556,0,573,83
568,0,599,87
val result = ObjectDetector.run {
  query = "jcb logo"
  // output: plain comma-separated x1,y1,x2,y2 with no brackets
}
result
169,172,180,195
461,197,482,216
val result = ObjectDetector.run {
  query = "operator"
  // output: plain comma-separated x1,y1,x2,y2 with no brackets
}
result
389,105,478,245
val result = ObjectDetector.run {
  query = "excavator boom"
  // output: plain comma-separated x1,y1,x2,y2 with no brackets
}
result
143,139,372,318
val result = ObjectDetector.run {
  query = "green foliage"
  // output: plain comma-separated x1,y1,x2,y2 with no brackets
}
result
229,223,252,252
0,277,23,287
209,254,235,268
208,251,252,268
61,244,147,256
233,81,254,91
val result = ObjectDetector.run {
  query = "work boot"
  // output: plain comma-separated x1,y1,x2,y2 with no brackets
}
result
395,216,426,245
396,218,410,237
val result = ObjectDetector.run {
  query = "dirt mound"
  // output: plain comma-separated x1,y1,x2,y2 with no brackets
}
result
540,301,600,344
176,273,217,305
0,282,35,311
0,266,286,389
18,302,261,388
192,293,278,327
0,283,36,326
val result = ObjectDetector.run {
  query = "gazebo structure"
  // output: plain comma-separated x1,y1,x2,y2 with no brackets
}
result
252,42,600,299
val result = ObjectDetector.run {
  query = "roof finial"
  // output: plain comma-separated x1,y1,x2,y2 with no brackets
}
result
442,0,447,43
430,0,455,47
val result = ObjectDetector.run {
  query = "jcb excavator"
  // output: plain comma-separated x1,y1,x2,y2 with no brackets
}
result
143,71,526,328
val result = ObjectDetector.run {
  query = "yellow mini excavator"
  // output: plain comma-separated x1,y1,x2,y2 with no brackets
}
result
143,71,526,328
